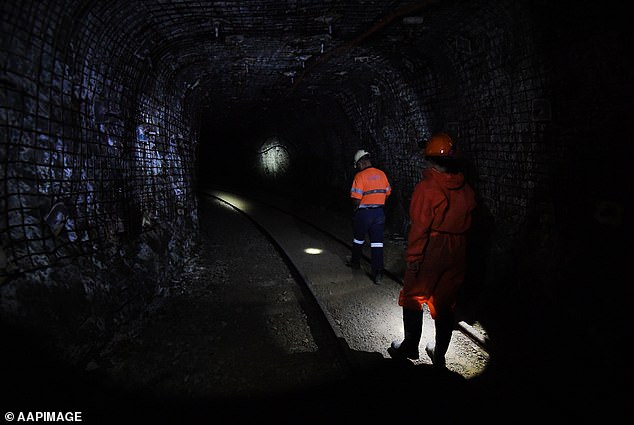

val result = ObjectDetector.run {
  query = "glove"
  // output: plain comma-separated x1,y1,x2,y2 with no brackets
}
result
351,200,360,214
406,261,420,274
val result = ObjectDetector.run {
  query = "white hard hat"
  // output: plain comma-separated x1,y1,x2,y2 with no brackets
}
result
353,149,370,165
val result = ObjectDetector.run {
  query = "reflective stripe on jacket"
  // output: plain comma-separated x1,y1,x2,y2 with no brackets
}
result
350,167,391,206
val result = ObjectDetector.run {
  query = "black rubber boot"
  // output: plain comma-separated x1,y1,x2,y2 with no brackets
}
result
348,243,363,268
388,308,423,360
372,270,383,285
426,310,454,368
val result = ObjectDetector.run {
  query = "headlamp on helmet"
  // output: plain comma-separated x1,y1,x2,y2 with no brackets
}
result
424,133,455,157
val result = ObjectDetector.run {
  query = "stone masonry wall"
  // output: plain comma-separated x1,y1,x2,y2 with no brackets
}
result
0,1,199,365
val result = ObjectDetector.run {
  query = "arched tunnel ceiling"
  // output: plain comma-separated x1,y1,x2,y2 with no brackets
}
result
78,0,464,120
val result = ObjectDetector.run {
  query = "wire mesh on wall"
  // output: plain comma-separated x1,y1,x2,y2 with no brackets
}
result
0,8,196,284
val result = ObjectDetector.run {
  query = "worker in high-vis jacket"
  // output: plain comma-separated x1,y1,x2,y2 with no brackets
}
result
346,149,392,284
388,133,476,367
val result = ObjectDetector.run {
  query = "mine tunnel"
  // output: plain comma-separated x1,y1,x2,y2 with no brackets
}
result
1,0,631,423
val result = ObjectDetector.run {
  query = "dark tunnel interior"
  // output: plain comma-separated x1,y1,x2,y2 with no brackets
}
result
1,0,632,423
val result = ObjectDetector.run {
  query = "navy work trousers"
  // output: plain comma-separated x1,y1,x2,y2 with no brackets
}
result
351,207,385,274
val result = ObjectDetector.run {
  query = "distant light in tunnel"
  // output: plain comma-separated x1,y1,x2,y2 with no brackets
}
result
258,137,290,178
304,248,323,255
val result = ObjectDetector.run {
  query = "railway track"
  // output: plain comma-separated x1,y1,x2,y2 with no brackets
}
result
203,189,490,378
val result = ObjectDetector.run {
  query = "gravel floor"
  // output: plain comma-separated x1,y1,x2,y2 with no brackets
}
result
85,195,486,423
99,196,349,400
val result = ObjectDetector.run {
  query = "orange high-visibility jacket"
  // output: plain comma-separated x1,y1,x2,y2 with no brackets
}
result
350,167,392,206
399,167,476,318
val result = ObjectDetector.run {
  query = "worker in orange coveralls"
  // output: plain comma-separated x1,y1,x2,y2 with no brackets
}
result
388,133,476,367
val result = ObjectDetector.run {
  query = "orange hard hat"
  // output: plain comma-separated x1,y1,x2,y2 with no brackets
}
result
424,133,455,157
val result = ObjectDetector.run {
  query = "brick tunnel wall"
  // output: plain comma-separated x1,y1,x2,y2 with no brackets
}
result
1,0,629,367
1,2,199,363
370,2,626,311
376,2,623,310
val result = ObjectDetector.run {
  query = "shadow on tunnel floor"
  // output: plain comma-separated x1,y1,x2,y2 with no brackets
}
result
0,329,469,424
3,323,630,425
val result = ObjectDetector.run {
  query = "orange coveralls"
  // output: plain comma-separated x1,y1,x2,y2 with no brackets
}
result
399,167,476,319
